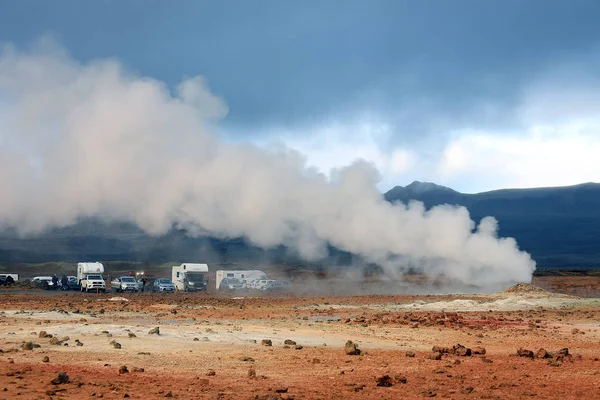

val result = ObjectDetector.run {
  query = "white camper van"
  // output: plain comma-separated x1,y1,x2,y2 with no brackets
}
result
172,263,209,292
215,270,267,291
77,262,106,292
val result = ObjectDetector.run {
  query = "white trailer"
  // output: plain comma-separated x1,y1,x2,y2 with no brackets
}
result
215,270,267,290
172,263,209,292
77,262,106,292
0,273,18,282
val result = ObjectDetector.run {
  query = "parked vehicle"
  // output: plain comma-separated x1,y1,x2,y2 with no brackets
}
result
31,276,56,290
218,277,244,291
111,276,139,292
152,278,176,293
172,263,209,292
215,270,267,290
77,262,106,292
0,273,18,283
262,280,292,292
64,276,79,290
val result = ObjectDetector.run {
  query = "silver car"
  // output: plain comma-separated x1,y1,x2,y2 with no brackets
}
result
152,278,176,293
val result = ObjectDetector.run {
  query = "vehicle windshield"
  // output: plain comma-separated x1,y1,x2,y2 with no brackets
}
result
157,278,172,284
121,277,136,282
227,278,242,285
186,272,205,283
87,275,102,280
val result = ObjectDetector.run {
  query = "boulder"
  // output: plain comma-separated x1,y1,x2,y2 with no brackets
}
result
261,339,272,346
376,375,393,387
517,348,534,358
51,372,69,385
535,348,550,359
148,327,160,335
472,346,486,355
344,340,361,355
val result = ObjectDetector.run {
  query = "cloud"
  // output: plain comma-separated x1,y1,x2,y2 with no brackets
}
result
0,39,535,290
436,59,600,191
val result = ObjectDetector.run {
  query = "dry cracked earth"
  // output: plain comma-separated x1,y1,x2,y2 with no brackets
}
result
1,278,600,400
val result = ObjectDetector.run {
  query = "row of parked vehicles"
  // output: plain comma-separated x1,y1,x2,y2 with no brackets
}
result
21,262,292,294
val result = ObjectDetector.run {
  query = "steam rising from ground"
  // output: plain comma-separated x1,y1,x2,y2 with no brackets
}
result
0,41,536,290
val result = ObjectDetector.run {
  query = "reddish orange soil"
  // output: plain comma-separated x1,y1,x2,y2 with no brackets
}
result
1,284,599,399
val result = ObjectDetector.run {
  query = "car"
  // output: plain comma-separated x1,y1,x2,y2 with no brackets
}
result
262,280,292,292
60,276,79,290
152,278,176,293
31,276,57,290
219,277,244,291
111,276,140,293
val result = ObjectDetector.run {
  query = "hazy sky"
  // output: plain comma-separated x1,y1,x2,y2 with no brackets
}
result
1,0,600,193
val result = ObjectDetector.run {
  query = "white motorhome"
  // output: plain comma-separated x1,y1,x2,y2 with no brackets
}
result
0,273,18,282
172,263,209,292
215,270,267,290
77,262,106,292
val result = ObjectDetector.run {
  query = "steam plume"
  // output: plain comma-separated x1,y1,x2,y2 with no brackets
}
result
0,40,536,288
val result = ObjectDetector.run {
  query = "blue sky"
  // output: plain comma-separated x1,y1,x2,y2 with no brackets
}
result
2,0,600,193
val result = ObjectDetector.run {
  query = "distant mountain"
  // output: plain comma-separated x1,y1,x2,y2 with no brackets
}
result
385,181,600,268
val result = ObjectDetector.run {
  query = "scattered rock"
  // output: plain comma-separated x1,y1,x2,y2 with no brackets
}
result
248,367,256,378
405,350,415,358
112,342,122,349
128,332,137,338
49,337,62,345
206,369,216,376
452,344,471,357
193,338,199,341
428,351,443,360
376,375,393,387
261,339,273,346
472,346,486,355
21,342,34,351
240,356,255,362
344,340,361,355
132,367,145,373
283,339,296,346
394,375,407,384
42,356,50,363
312,358,321,364
119,365,129,374
295,344,303,350
571,328,581,334
535,348,550,359
38,331,51,338
275,387,288,393
148,327,160,335
51,371,69,385
517,348,534,358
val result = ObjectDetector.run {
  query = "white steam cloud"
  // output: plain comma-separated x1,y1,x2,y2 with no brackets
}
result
0,40,536,289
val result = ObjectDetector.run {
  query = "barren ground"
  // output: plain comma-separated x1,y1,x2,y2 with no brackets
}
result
1,278,600,399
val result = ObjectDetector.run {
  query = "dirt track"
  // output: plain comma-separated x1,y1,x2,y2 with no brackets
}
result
1,283,600,399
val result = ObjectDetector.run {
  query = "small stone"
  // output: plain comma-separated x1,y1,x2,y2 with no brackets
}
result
128,332,136,338
193,338,199,341
206,369,216,376
21,342,34,351
295,344,303,350
376,375,393,387
132,367,145,373
517,348,534,358
51,371,69,385
472,346,486,355
535,348,550,359
405,350,415,357
239,356,254,362
119,365,129,374
428,351,443,360
283,339,296,345
261,339,272,346
394,375,407,384
42,356,50,363
148,327,160,335
275,387,288,393
344,340,361,355
112,342,122,349
248,367,256,378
